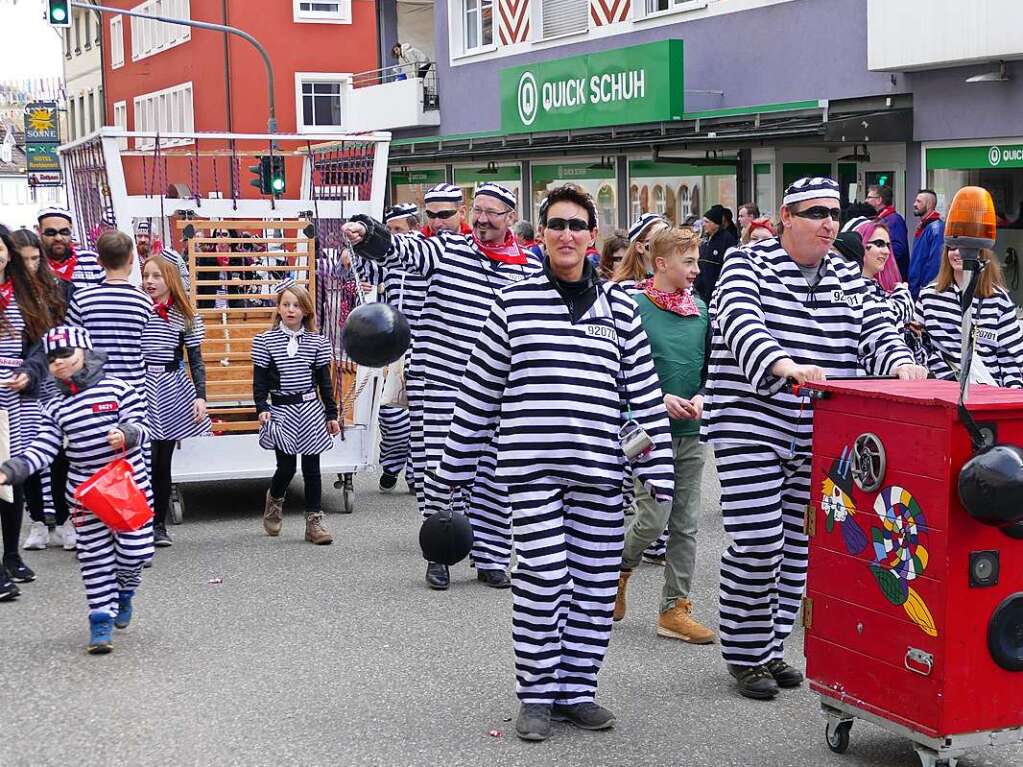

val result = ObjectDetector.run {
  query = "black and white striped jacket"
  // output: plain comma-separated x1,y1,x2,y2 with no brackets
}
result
917,283,1023,388
67,282,153,391
431,275,674,503
382,232,542,385
69,248,105,287
702,238,915,455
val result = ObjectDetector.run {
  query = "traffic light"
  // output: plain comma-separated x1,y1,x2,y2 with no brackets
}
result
47,1,71,28
247,155,285,196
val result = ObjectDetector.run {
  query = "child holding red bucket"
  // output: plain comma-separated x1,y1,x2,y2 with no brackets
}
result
0,326,154,654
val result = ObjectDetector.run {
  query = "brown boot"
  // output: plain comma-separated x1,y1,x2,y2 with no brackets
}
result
263,491,284,536
656,599,716,644
304,511,333,545
612,569,632,622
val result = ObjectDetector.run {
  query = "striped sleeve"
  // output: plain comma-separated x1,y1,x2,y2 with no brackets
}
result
116,380,152,447
383,231,443,278
918,288,957,380
433,295,511,486
995,290,1023,389
6,403,63,480
66,293,82,327
349,250,383,285
184,314,205,347
618,301,674,504
858,287,916,374
714,251,790,395
888,284,915,327
314,333,332,367
251,333,270,368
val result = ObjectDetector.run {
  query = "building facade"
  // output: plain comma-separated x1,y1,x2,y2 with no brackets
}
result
62,6,105,144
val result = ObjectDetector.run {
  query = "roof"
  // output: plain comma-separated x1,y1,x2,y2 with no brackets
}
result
0,126,27,176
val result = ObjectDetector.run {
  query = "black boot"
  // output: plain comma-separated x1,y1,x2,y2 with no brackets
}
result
2,554,35,583
0,566,20,601
727,664,779,700
476,569,511,589
765,659,804,688
426,561,449,590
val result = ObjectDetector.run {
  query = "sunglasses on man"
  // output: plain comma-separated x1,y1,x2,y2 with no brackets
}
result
545,217,591,232
42,227,73,237
791,206,841,222
424,209,458,220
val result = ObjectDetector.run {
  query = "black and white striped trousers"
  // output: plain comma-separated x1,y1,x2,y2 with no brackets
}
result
378,404,415,488
75,511,154,616
413,379,512,571
715,443,810,667
508,481,624,704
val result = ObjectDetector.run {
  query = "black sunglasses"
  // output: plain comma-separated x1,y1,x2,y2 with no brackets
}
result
545,217,590,232
46,348,76,363
792,206,841,222
865,238,891,249
424,209,458,220
42,227,72,237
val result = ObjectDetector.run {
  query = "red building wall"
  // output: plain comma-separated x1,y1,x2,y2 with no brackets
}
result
102,0,379,200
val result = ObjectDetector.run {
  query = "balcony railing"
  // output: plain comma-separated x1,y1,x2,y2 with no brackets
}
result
351,63,438,112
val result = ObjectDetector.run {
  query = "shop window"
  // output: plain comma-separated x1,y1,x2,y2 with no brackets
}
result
532,162,617,241
463,0,494,52
640,185,649,213
597,185,616,233
664,187,676,224
629,184,640,222
542,0,588,40
653,184,665,215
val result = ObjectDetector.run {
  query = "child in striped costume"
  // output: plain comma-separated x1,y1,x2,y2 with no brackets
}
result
917,246,1023,387
702,177,926,700
253,283,339,545
424,187,675,741
141,257,211,547
0,326,154,653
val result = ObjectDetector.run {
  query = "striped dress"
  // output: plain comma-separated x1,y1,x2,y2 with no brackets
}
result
252,326,337,455
917,283,1023,388
0,296,42,457
67,283,153,392
142,305,211,440
702,239,915,669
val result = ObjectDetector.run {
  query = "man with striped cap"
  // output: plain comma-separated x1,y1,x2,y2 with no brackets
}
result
35,206,105,287
344,181,541,591
701,176,927,700
422,183,470,236
383,203,421,235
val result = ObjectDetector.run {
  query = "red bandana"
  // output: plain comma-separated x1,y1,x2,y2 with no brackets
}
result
153,296,173,321
639,279,700,317
472,230,528,265
0,279,12,311
915,210,941,238
877,205,897,221
49,244,78,282
421,221,473,238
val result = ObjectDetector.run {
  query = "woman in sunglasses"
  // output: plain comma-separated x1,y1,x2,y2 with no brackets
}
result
917,245,1023,387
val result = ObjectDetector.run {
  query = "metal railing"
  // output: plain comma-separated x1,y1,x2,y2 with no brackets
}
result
350,62,438,111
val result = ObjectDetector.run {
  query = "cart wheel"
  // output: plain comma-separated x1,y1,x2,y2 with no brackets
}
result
170,485,185,525
333,473,344,490
825,720,852,754
341,487,355,514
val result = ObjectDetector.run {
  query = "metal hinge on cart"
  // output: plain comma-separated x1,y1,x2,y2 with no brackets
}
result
802,597,813,629
804,503,817,537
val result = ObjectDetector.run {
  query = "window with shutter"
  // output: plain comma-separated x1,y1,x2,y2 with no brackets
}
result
541,0,588,40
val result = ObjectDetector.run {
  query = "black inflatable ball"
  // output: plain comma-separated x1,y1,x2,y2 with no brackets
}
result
341,302,410,367
419,510,474,566
958,444,1023,527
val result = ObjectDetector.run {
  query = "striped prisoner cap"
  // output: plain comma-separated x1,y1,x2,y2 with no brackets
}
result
628,212,667,243
44,325,93,353
384,203,419,223
783,176,841,206
841,215,870,233
474,182,516,210
424,183,463,205
273,277,297,294
134,220,151,235
37,206,73,224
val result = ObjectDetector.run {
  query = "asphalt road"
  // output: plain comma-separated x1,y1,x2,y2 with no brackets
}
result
3,466,1021,767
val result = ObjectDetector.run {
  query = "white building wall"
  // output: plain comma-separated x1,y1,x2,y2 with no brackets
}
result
62,8,104,142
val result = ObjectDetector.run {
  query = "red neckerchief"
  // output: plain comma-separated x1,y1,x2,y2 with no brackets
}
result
49,243,78,282
421,221,473,238
153,295,173,321
0,279,12,311
915,210,941,238
472,230,528,265
638,279,700,317
67,380,79,395
877,205,897,221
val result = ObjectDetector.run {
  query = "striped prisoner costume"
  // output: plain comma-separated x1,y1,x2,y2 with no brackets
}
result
58,247,105,288
67,283,153,391
385,230,542,572
702,238,914,668
425,275,674,703
2,358,154,617
142,306,211,440
917,282,1023,388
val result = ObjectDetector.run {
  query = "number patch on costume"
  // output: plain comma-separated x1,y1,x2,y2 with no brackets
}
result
831,290,863,307
92,402,118,413
975,327,997,344
586,324,617,341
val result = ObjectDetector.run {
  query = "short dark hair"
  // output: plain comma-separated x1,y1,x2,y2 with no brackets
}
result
739,202,760,217
867,185,894,206
513,220,535,240
538,185,597,230
918,188,938,204
96,230,135,270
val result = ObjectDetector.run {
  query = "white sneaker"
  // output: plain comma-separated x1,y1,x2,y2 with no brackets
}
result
60,520,77,551
23,521,49,550
50,523,64,548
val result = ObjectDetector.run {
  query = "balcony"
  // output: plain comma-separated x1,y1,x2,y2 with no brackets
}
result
345,63,440,132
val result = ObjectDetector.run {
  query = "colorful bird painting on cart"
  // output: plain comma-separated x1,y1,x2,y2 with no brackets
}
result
820,448,938,637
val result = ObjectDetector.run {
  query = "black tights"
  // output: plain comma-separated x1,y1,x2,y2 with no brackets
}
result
152,439,176,529
269,451,322,512
0,488,26,557
49,449,70,525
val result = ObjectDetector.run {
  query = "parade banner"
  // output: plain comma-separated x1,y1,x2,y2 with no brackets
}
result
500,40,684,135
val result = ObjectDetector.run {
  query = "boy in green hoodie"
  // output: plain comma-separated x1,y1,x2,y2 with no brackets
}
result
613,227,714,644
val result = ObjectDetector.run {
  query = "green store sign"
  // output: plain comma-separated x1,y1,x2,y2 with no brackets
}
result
391,168,446,186
927,144,1023,170
501,40,684,135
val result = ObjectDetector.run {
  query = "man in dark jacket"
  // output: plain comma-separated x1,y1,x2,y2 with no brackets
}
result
694,204,738,303
866,185,909,279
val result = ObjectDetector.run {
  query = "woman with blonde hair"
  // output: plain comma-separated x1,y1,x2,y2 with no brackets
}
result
612,213,669,289
917,246,1023,387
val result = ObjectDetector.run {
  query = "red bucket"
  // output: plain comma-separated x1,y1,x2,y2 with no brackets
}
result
73,458,153,533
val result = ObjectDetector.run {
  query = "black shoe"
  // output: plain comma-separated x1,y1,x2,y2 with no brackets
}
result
727,663,780,700
426,561,449,590
476,569,512,589
765,659,804,688
378,472,399,493
551,702,616,730
3,554,35,583
515,703,552,742
153,526,173,548
0,567,19,601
